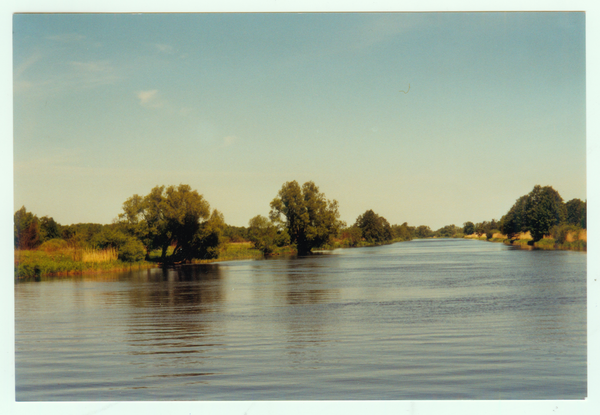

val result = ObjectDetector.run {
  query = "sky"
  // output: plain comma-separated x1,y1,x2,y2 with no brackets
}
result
12,12,587,230
3,2,600,415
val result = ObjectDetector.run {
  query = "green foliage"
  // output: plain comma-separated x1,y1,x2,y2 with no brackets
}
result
463,221,475,235
550,224,581,244
223,225,249,242
523,185,566,242
91,226,146,263
414,225,433,238
14,206,40,250
435,224,461,238
486,229,500,240
355,210,394,243
39,216,61,243
247,215,278,254
270,181,342,255
187,209,226,260
61,223,105,248
119,184,215,262
337,226,363,247
391,222,412,241
565,198,586,228
118,238,146,262
500,195,528,238
39,238,69,252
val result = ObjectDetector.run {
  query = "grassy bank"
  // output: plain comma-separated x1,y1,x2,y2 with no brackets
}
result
14,248,153,278
466,230,587,252
14,242,298,278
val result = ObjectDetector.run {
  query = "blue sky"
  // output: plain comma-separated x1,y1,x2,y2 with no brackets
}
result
13,12,587,229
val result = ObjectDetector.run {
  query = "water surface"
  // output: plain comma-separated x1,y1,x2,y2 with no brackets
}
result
15,239,587,400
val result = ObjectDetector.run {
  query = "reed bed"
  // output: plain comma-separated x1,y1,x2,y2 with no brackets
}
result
81,247,118,263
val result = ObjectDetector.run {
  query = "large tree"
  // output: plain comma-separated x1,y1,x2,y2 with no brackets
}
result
523,185,566,242
463,221,475,236
355,209,394,243
500,185,567,242
269,181,342,255
14,206,40,250
118,184,216,262
500,195,528,239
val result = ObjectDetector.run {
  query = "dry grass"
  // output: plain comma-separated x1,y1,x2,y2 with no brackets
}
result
492,232,507,239
516,231,532,240
578,229,587,242
81,247,118,263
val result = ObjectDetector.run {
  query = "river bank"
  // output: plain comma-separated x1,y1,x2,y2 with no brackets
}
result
465,231,587,251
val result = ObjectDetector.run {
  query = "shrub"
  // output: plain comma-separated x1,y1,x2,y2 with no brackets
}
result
118,237,146,262
39,238,69,252
550,224,581,244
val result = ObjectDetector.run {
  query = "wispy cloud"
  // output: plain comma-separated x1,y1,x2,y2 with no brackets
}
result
136,90,163,108
14,51,43,77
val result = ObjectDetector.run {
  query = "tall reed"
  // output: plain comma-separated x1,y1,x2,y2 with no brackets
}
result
81,247,118,263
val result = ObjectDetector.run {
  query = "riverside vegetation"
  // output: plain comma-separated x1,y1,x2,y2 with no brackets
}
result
14,182,586,278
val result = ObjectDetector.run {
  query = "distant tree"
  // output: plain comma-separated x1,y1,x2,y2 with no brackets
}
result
189,209,226,260
463,221,475,235
523,185,566,242
500,195,528,239
247,215,278,254
392,222,412,241
223,225,249,242
436,224,460,238
92,225,145,262
415,225,433,238
269,181,342,255
14,206,40,250
39,216,61,243
339,226,363,246
355,210,394,243
565,198,586,228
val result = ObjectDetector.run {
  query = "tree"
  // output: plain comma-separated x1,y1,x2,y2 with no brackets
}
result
500,195,528,239
14,206,40,250
39,216,61,243
463,221,475,236
355,209,394,243
118,184,213,263
248,215,278,254
565,198,586,228
414,225,433,238
523,185,566,242
269,181,342,255
392,222,412,242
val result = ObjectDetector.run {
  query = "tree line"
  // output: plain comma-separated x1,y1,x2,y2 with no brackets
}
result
14,180,425,263
14,182,586,263
460,185,586,243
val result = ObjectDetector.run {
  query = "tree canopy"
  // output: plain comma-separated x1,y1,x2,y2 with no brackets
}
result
269,181,342,255
118,184,220,262
355,209,394,243
500,185,568,242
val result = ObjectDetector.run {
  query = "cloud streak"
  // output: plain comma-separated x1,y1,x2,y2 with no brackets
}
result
136,90,163,108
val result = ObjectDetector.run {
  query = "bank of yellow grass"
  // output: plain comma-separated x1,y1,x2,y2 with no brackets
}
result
81,247,118,263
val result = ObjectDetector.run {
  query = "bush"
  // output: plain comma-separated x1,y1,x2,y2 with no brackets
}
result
550,224,581,244
118,237,146,262
486,229,500,240
39,238,69,252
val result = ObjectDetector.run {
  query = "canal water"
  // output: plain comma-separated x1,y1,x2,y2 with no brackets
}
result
15,239,587,400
